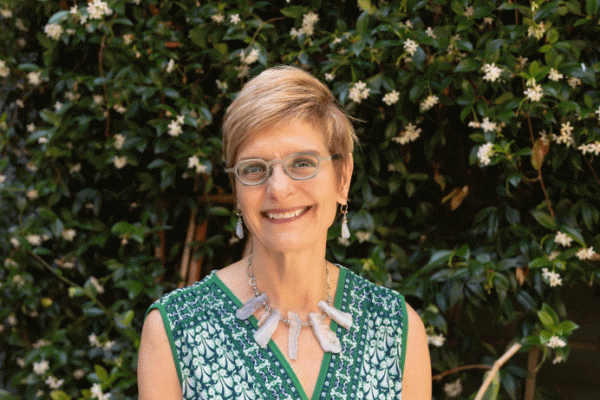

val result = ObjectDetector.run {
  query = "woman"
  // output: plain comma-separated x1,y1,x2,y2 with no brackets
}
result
138,66,431,399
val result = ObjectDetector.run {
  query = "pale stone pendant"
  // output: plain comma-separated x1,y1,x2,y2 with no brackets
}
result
256,309,270,327
309,313,341,353
287,312,302,360
318,300,353,330
341,220,350,239
254,309,281,348
236,293,268,320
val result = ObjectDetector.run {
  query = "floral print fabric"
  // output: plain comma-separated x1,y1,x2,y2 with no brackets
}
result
148,267,407,400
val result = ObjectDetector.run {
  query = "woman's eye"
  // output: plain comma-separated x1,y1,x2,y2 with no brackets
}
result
242,163,266,175
292,157,317,168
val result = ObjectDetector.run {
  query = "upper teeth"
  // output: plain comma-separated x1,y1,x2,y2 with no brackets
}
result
267,208,306,220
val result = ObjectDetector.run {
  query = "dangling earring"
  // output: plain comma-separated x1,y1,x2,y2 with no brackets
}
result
235,209,244,239
340,204,350,239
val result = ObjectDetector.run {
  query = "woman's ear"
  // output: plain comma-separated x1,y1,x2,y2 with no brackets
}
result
337,153,354,203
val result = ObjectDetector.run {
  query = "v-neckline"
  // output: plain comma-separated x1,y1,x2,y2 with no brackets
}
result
211,266,348,400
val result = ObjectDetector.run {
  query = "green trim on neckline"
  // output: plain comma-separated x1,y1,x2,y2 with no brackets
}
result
211,265,348,400
399,295,409,377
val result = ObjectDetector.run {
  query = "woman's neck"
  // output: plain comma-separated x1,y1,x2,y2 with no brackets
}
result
249,245,332,318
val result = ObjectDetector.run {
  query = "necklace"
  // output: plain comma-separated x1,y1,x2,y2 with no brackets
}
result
235,257,353,360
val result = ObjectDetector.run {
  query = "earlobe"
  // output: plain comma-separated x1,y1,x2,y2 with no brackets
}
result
337,153,354,203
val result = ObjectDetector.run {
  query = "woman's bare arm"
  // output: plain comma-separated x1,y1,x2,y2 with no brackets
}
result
402,303,432,400
138,309,182,400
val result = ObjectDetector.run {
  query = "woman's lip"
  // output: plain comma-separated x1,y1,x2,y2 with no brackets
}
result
261,206,312,222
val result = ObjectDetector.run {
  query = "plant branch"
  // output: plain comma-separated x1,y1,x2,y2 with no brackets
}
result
99,34,110,138
474,343,522,400
432,364,492,381
582,154,600,188
30,251,81,288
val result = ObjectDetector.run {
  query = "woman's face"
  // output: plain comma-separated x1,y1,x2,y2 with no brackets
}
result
235,119,351,254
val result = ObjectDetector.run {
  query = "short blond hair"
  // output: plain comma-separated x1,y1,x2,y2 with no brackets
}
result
222,66,357,181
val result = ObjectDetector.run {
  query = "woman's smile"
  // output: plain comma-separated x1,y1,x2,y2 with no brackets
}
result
261,206,312,222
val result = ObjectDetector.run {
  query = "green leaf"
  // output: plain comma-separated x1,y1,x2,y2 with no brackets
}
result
538,303,559,328
586,0,600,15
50,390,71,400
40,109,61,127
280,6,307,18
454,58,478,72
530,210,557,230
358,0,378,14
95,365,109,382
356,11,370,37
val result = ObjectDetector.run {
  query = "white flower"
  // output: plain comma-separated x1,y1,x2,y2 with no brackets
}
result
165,59,176,73
44,24,63,40
240,48,259,65
4,258,18,268
524,83,544,102
382,90,400,106
420,94,439,112
427,333,446,347
576,246,596,260
444,379,463,397
554,231,573,247
403,39,419,56
482,63,502,82
480,117,498,133
553,355,565,364
568,77,581,88
188,155,208,174
27,162,38,172
62,229,76,241
91,383,111,400
484,17,494,25
88,0,113,20
392,123,422,145
28,71,42,85
113,156,127,169
73,369,86,379
89,277,105,294
26,122,36,132
211,13,225,23
337,237,350,246
7,314,17,326
0,174,6,184
45,376,64,389
70,6,79,16
54,101,63,111
230,14,241,24
425,27,437,39
88,333,102,347
477,142,495,166
0,60,9,77
464,6,474,17
27,234,42,246
595,106,600,122
93,95,104,105
355,231,372,243
324,73,334,81
468,121,481,129
0,8,13,18
547,251,560,261
554,122,575,147
176,114,185,125
542,268,563,287
301,11,319,36
123,33,134,45
578,141,600,156
26,189,39,199
546,335,566,349
33,360,50,375
548,68,563,81
70,163,82,174
114,134,126,149
528,22,547,40
132,0,141,4
10,237,20,247
168,120,183,137
216,79,228,91
349,81,370,104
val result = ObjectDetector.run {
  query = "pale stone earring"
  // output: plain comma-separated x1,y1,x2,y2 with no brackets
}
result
235,209,244,239
340,204,350,239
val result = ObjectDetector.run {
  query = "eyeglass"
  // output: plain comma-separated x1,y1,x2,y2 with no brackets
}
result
225,151,340,186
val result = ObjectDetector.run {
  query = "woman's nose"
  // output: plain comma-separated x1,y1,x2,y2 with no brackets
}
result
266,164,293,199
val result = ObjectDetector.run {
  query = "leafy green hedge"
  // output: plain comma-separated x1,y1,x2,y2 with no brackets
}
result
1,0,599,399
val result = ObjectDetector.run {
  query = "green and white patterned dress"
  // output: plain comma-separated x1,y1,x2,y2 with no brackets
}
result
147,266,408,400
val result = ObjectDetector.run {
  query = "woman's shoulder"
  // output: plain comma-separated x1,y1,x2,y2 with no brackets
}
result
148,270,219,313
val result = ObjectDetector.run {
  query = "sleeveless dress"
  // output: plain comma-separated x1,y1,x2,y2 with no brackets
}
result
147,266,408,400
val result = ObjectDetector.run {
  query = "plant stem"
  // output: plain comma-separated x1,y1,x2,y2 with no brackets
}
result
432,364,491,381
474,343,523,400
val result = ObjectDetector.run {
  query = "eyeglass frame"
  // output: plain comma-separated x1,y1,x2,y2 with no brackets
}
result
225,151,341,186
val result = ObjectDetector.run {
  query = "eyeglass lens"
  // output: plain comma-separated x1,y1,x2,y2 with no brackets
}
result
238,153,321,185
